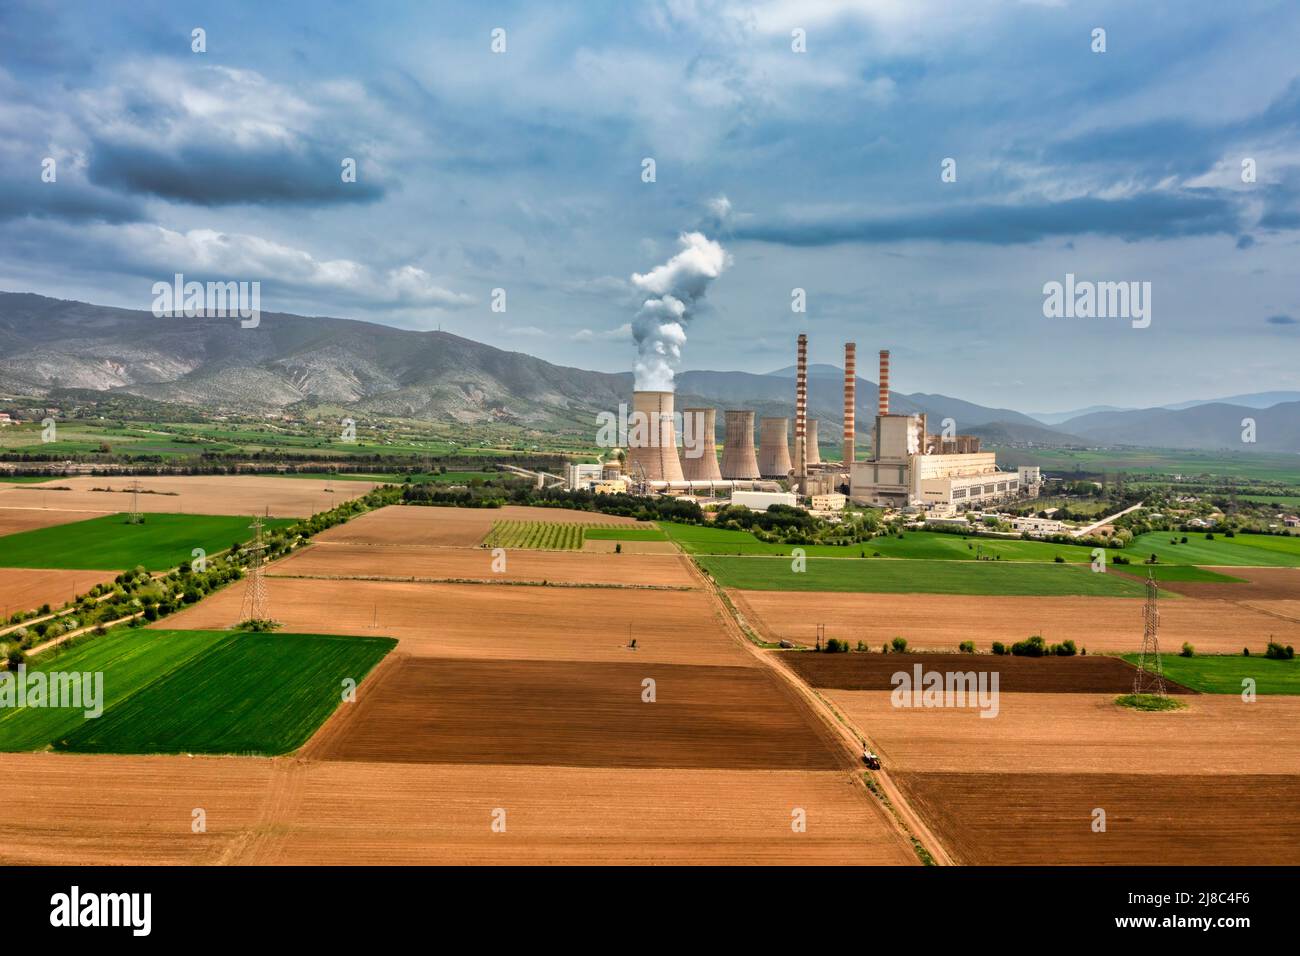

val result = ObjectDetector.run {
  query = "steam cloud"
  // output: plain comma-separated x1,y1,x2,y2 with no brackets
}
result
631,231,730,391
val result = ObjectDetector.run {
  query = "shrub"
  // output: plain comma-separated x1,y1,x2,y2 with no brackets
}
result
1053,555,1064,563
891,636,908,653
824,637,848,653
1011,635,1047,657
856,640,867,652
991,641,1006,656
959,640,975,654
1243,647,1251,657
6,647,24,671
1265,642,1295,660
1057,639,1077,657
1180,642,1194,658
614,543,622,554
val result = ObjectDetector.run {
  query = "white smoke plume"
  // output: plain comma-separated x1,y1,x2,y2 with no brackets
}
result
631,231,730,391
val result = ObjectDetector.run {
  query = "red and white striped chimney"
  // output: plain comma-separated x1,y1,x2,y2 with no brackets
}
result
843,342,856,466
795,333,808,479
878,349,890,417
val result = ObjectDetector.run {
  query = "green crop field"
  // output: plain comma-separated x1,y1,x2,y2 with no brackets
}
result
0,513,296,571
56,631,395,755
696,555,1148,596
1122,653,1300,695
663,522,1101,562
991,447,1300,483
581,525,668,541
1113,565,1244,583
483,520,602,550
0,628,229,750
1128,531,1300,567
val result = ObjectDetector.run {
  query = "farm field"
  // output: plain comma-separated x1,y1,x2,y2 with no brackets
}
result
1123,653,1300,695
160,576,752,666
314,657,843,770
61,632,395,756
0,568,117,618
0,629,230,750
893,771,1300,865
779,652,1194,694
700,555,1147,596
827,688,1300,863
582,525,669,541
1112,565,1243,583
0,507,104,536
0,475,382,518
732,591,1300,654
0,512,295,571
315,503,636,548
1129,530,1300,567
1157,566,1299,600
993,446,1300,483
483,520,592,550
269,541,695,588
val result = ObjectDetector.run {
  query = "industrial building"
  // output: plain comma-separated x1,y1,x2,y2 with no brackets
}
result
846,349,1020,510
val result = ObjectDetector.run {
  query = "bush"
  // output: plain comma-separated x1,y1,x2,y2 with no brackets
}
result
856,640,868,652
824,637,848,653
891,636,908,653
959,640,975,654
1265,642,1295,660
1243,647,1251,657
1180,642,1194,658
1053,555,1064,563
1011,635,1047,657
991,641,1006,656
6,647,24,671
1057,639,1077,657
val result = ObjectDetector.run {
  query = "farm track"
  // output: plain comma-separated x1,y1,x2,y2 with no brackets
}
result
678,553,951,865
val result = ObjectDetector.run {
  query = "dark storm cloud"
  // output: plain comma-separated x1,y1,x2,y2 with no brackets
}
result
732,190,1242,247
0,179,143,225
1266,314,1297,325
88,140,386,207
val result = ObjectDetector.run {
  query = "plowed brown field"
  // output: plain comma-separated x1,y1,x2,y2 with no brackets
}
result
237,763,917,865
732,590,1299,653
780,652,1194,694
316,504,637,548
830,691,1300,775
0,567,118,616
269,541,696,588
0,753,273,865
158,577,753,666
893,771,1300,865
0,507,106,536
0,476,380,518
312,656,843,769
1164,566,1300,601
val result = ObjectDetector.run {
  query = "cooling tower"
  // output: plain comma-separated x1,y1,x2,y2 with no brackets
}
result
878,349,891,416
626,390,684,482
720,410,760,479
758,417,793,478
679,407,722,481
805,418,822,466
843,342,856,464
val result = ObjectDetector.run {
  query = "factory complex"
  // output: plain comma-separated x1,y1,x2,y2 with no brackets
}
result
572,334,1038,515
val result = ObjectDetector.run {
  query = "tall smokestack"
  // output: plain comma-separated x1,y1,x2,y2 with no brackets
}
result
794,333,808,481
626,390,685,482
721,410,760,479
679,407,722,481
758,417,793,478
843,342,856,465
878,349,890,417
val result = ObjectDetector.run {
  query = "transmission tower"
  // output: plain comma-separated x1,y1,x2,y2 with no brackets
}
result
1132,569,1166,696
127,479,144,524
240,516,269,623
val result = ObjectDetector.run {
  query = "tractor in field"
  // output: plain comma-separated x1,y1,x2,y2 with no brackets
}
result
861,748,881,770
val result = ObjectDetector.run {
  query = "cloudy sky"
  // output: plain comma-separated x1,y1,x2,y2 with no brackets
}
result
2,0,1298,411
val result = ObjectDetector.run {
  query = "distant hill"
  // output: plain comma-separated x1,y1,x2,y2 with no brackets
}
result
1162,391,1300,411
1028,404,1133,425
1061,402,1300,453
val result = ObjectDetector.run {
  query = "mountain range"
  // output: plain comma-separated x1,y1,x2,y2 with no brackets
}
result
1,291,1296,454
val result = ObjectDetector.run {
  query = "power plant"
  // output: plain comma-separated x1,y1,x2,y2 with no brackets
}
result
580,332,1024,513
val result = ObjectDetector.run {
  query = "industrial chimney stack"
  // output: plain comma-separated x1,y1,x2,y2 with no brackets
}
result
878,349,891,417
843,342,856,466
794,333,808,483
